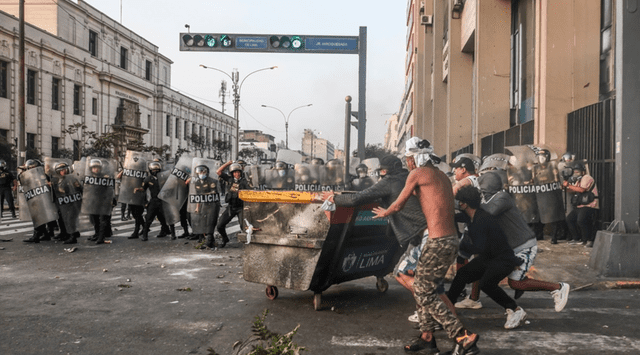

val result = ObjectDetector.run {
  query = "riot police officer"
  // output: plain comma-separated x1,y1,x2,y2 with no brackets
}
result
0,159,17,218
187,164,220,247
135,161,171,241
216,161,249,248
351,164,375,191
84,159,115,244
52,162,83,244
21,159,55,243
270,161,295,190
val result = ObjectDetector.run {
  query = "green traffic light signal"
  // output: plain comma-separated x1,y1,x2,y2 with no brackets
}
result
220,35,232,48
291,36,303,49
205,35,216,47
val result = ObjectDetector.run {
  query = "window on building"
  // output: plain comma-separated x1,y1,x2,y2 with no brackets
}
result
166,115,171,137
600,0,614,98
184,121,189,140
175,118,180,139
147,114,151,129
0,60,7,99
0,129,8,143
192,123,196,138
510,0,535,126
27,133,36,150
51,136,59,155
51,77,60,110
145,60,152,81
92,97,97,115
73,139,81,160
27,69,36,105
120,47,128,69
89,30,98,57
73,84,81,115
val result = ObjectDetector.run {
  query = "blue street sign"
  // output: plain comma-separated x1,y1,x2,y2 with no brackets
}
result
306,37,358,51
236,37,268,49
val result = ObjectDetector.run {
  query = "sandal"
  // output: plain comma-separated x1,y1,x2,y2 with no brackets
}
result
404,336,438,353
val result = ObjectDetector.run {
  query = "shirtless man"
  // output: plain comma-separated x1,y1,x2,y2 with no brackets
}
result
373,137,479,355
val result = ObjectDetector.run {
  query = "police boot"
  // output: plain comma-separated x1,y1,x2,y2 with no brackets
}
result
23,231,40,243
205,233,216,248
141,225,149,241
63,232,78,244
157,225,169,238
170,225,176,240
128,224,141,239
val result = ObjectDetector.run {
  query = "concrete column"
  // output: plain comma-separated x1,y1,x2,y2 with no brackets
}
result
589,0,640,277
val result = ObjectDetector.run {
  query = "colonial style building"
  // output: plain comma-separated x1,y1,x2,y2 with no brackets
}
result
0,0,235,166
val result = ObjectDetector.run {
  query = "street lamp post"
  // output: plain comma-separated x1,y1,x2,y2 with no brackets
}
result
200,64,277,158
261,104,312,149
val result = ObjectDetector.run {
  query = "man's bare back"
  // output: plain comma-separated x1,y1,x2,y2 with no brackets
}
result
373,164,456,239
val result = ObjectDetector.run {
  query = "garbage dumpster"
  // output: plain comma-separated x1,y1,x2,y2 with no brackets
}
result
238,190,402,310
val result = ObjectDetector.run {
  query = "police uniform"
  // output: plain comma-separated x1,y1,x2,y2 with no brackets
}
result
0,169,16,218
216,172,249,247
140,173,169,241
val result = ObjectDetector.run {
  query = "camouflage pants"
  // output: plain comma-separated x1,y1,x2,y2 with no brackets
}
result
414,234,463,338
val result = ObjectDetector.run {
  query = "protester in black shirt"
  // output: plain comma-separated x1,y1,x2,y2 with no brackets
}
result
448,185,527,330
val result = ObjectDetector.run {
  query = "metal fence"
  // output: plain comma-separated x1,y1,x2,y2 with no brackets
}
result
567,99,616,228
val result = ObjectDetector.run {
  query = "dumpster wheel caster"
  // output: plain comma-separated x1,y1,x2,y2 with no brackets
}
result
313,293,322,311
265,285,279,300
376,278,389,293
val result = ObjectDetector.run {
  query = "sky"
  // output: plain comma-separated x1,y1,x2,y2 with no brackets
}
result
81,0,407,153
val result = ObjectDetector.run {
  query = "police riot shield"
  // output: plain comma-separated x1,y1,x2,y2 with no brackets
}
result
157,170,181,225
505,146,539,224
18,167,59,228
479,153,511,173
532,158,565,223
81,157,117,216
361,158,380,181
246,164,272,190
276,149,303,165
118,151,149,206
44,157,72,178
324,159,345,191
266,164,295,190
188,158,221,234
17,183,31,221
158,154,193,210
293,163,321,191
53,174,83,234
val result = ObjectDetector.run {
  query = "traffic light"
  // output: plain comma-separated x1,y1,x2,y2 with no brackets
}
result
269,35,304,50
181,33,231,49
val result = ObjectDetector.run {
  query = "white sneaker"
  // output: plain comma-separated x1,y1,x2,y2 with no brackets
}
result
408,311,419,323
455,297,483,309
551,282,570,312
504,307,527,329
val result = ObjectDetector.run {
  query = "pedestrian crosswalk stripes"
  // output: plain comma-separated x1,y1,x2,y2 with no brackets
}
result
0,206,240,238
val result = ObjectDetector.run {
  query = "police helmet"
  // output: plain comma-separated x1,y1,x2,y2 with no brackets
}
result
194,165,209,175
310,158,324,165
89,159,103,170
536,149,551,160
274,161,287,170
561,151,576,162
229,163,243,174
0,159,6,170
355,164,368,174
148,161,162,173
25,159,41,170
54,162,70,174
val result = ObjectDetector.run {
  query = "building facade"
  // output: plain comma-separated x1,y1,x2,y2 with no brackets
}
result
0,0,234,166
301,129,334,163
392,0,615,223
239,129,276,162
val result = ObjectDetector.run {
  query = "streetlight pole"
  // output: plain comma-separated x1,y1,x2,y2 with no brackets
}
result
261,104,312,150
200,64,277,159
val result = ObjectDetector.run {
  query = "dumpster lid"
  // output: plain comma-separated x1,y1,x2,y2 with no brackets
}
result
239,190,320,204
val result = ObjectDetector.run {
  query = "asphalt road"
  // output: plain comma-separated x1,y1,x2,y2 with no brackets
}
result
2,210,640,355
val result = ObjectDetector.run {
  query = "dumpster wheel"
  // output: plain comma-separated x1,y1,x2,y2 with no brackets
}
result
265,285,279,300
313,293,322,311
376,278,389,293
